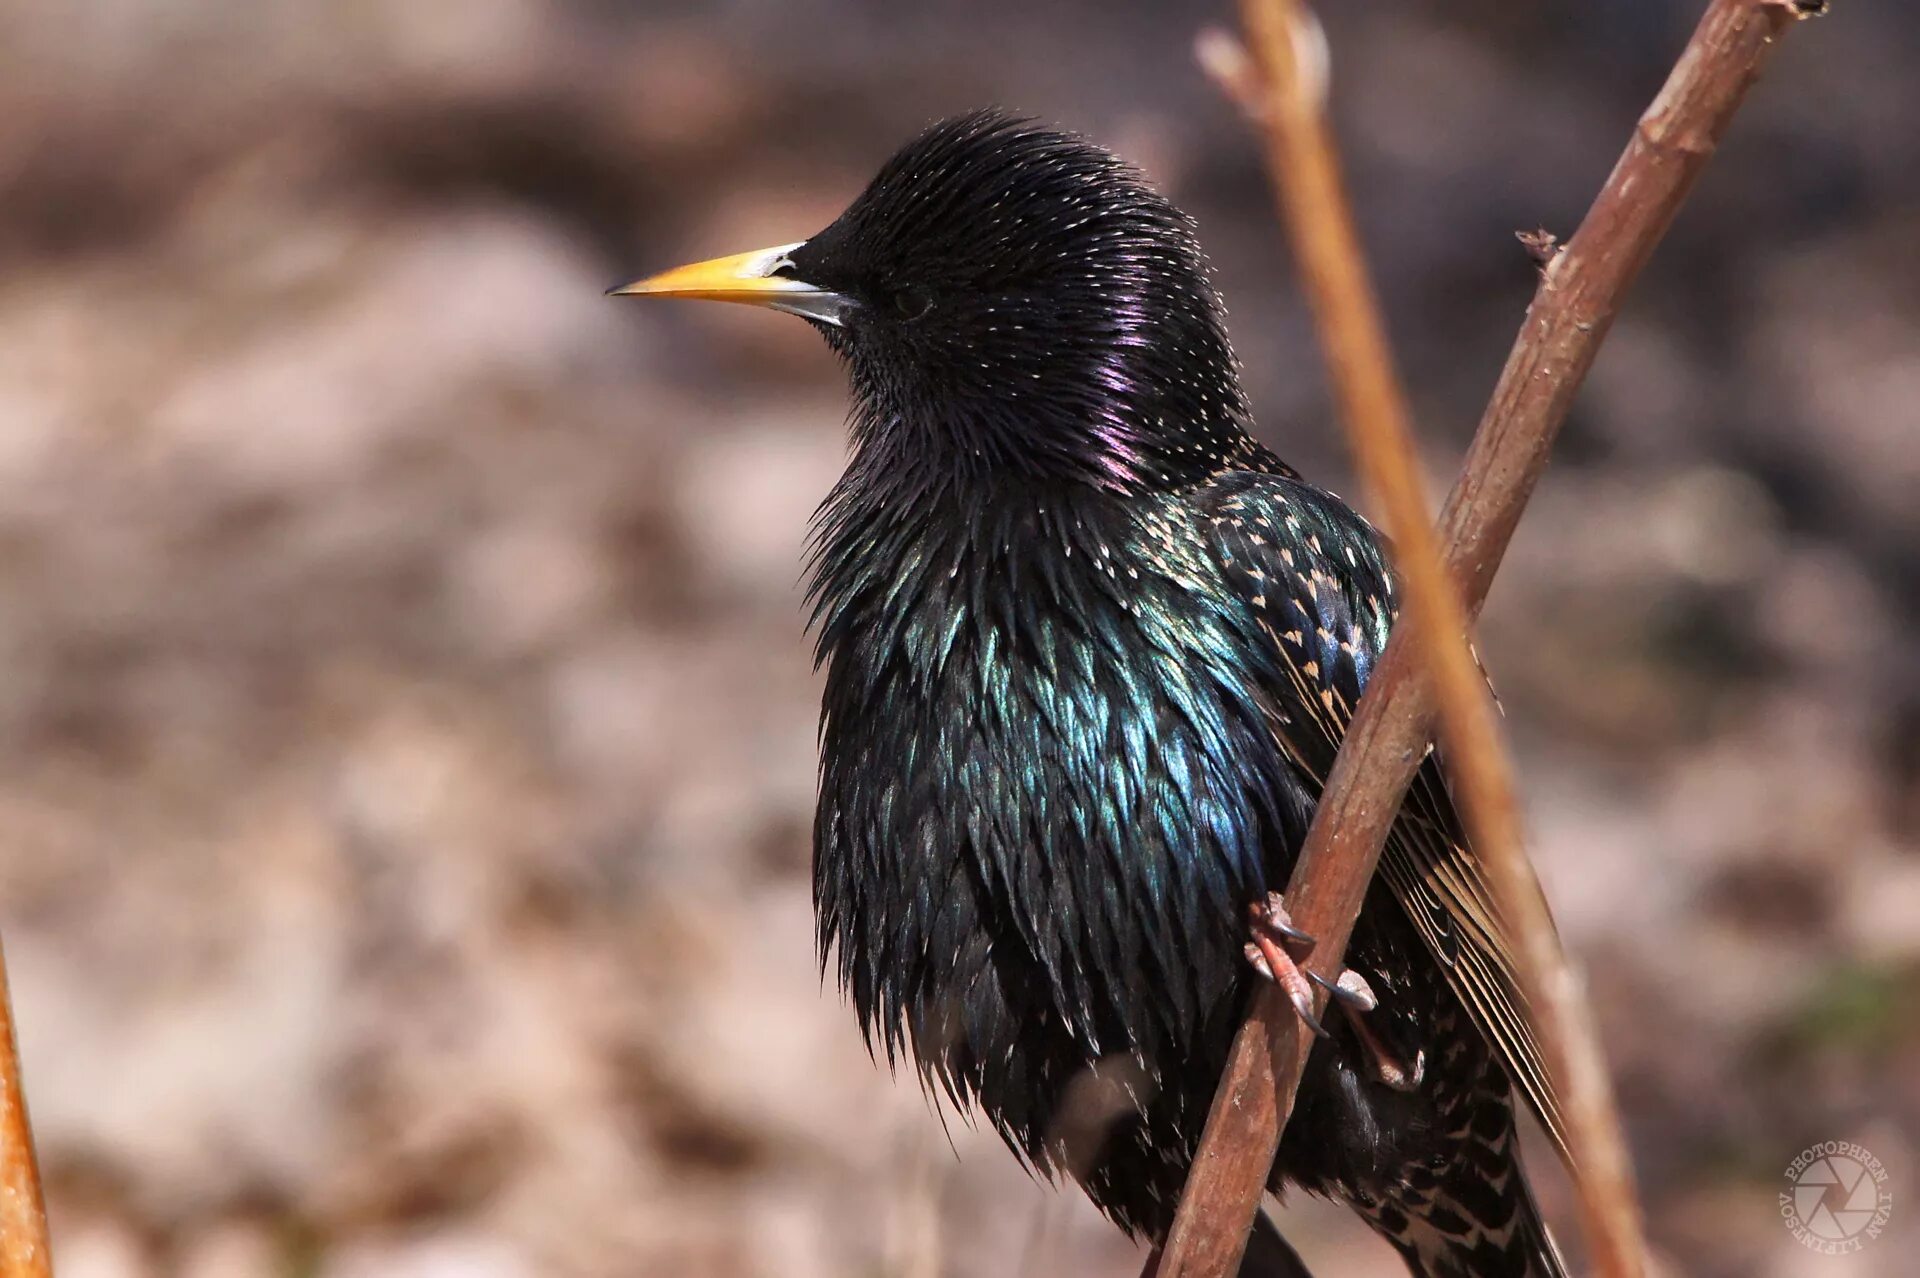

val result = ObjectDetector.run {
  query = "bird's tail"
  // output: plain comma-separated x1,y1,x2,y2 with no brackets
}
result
1352,1089,1567,1278
1370,1164,1564,1278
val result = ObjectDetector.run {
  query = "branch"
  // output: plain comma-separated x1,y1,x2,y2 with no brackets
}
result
1162,1,1827,1273
1206,0,1651,1267
0,938,51,1278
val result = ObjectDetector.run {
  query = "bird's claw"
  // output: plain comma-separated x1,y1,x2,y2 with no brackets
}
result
1246,891,1315,957
1244,914,1421,1088
1316,968,1425,1092
1244,893,1329,1039
1309,967,1378,1013
1242,941,1330,1038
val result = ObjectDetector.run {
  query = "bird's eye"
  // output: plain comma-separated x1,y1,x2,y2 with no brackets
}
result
890,286,933,320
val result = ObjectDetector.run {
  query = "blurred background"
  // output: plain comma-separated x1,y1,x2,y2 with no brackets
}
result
0,1,1914,1276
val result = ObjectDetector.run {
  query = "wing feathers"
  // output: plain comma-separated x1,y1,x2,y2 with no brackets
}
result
1198,470,1571,1165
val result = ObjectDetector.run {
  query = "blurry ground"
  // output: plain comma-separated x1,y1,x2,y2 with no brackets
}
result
0,2,1916,1276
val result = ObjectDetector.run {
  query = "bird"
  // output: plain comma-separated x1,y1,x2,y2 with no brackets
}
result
615,110,1567,1278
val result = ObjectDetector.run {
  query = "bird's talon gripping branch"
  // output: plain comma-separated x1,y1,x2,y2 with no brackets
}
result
1296,965,1425,1090
1244,938,1331,1040
1319,968,1425,1093
1248,891,1316,955
1245,895,1330,1038
1309,967,1378,1014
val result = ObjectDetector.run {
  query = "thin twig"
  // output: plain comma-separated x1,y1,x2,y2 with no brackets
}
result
1214,0,1650,1270
1186,0,1572,1265
1161,1,1825,1273
0,938,52,1278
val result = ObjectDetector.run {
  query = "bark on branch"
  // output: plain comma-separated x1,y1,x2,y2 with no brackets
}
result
0,938,52,1278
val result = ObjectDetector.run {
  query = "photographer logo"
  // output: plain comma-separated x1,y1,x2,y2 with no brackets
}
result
1781,1141,1891,1254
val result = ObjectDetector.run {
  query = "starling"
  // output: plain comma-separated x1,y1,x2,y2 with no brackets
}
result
616,111,1567,1278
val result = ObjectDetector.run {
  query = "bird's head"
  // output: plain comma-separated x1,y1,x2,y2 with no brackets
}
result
616,111,1252,493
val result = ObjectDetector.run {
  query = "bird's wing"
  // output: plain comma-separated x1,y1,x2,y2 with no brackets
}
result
1195,468,1570,1164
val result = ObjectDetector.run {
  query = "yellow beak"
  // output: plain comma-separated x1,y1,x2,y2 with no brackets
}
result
608,241,853,326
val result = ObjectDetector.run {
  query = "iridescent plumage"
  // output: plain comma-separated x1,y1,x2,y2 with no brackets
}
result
638,111,1566,1278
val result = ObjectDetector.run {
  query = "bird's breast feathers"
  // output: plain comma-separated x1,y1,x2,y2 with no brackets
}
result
809,484,1313,1064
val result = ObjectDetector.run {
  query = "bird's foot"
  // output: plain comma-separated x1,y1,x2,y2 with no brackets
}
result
1243,893,1329,1039
1243,900,1425,1092
1316,968,1426,1093
1350,1023,1425,1092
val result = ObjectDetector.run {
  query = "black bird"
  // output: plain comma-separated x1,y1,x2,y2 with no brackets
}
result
617,112,1567,1278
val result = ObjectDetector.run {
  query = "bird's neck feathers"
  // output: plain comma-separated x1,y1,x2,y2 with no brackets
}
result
806,315,1274,675
805,461,1155,678
826,264,1259,498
